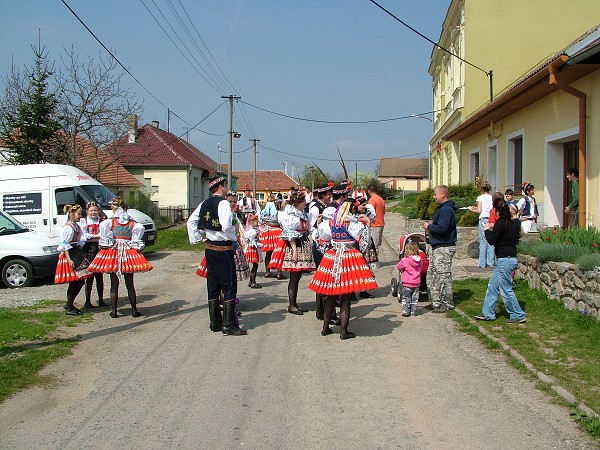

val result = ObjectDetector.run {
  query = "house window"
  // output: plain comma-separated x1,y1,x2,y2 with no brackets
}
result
470,150,480,183
255,192,265,203
193,177,199,196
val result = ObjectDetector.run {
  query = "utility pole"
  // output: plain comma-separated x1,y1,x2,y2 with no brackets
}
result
222,95,241,191
355,160,358,186
250,138,260,197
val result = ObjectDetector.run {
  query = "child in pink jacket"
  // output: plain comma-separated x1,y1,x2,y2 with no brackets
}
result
396,242,422,317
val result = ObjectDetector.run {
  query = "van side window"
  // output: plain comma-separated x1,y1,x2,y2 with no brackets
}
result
55,188,76,214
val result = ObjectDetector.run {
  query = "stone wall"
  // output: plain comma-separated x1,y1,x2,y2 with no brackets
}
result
515,254,600,320
404,219,479,259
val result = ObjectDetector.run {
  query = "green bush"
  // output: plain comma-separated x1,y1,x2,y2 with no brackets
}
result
127,190,154,217
415,183,480,221
539,226,600,250
518,239,600,271
458,211,479,227
576,253,600,272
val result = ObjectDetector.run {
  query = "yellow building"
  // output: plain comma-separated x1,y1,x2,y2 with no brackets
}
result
429,0,599,195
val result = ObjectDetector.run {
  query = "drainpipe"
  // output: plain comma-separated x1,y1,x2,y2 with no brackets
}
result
549,58,587,228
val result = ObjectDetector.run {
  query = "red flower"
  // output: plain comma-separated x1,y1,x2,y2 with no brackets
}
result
553,228,557,235
545,236,550,241
566,241,570,245
593,243,598,248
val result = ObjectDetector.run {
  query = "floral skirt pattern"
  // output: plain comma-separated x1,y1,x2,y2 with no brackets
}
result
309,248,378,295
54,252,91,284
88,243,153,274
259,224,282,252
268,238,315,272
245,246,262,264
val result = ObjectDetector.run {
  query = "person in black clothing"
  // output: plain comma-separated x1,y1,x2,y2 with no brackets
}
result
475,198,527,323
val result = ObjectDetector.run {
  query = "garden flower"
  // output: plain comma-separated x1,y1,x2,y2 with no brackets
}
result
593,243,598,248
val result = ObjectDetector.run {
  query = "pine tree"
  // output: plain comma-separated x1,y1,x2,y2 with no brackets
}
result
0,45,63,164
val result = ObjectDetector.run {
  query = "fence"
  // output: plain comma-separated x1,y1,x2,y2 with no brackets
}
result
152,206,193,228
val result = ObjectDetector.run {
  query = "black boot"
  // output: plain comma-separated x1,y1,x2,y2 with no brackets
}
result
208,299,223,332
222,300,247,336
316,294,324,320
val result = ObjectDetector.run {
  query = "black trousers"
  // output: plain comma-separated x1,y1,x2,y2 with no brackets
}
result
205,248,237,301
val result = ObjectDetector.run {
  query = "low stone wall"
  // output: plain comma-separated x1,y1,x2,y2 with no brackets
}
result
515,254,600,319
404,219,478,259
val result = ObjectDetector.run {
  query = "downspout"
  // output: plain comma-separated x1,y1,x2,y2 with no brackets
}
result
548,57,587,228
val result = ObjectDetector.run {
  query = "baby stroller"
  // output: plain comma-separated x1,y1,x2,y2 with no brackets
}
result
390,232,430,301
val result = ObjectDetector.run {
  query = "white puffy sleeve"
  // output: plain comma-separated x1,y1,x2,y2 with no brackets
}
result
98,219,115,248
218,199,237,242
187,203,204,244
58,224,76,251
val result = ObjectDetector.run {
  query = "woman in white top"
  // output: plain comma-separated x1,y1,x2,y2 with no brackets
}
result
468,181,495,268
517,182,538,233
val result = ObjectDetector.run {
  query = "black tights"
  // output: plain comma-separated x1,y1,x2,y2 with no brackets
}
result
85,273,104,304
287,271,302,310
110,273,138,316
323,294,351,334
250,263,258,285
66,279,85,310
264,251,272,274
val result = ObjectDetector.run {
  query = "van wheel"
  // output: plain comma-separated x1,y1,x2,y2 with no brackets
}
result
2,259,35,288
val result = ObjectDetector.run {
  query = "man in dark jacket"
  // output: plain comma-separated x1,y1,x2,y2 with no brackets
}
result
423,185,457,312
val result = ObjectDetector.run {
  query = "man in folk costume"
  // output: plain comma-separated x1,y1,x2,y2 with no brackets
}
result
308,182,334,320
237,185,260,227
351,184,367,200
188,176,247,335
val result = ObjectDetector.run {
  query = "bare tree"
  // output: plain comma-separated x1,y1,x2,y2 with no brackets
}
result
55,46,144,175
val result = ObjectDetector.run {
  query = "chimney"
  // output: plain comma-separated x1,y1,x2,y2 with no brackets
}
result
151,120,160,129
128,114,138,144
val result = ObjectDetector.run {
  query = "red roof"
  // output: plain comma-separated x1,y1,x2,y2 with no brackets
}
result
234,170,299,192
106,123,217,174
73,135,142,187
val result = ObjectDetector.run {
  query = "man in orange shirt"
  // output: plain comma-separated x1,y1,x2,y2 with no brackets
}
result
368,185,385,251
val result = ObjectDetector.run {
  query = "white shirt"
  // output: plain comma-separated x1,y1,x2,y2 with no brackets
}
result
476,193,493,219
187,197,236,243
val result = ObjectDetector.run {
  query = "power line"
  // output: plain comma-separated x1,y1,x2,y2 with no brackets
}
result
367,0,490,76
241,101,440,124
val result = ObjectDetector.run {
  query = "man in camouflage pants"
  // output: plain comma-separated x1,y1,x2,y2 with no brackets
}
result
423,185,458,313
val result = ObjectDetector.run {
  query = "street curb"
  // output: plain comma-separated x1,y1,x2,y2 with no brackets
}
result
453,308,599,419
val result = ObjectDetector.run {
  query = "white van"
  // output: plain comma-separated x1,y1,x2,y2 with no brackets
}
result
0,208,61,288
0,164,156,245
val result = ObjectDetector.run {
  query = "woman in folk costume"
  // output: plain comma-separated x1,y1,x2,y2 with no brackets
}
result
309,199,378,339
55,204,92,316
354,196,378,299
260,194,286,280
79,201,107,308
194,192,250,281
88,197,152,318
244,213,263,288
269,190,315,315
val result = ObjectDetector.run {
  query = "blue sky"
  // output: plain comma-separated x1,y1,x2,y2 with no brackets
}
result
0,0,450,177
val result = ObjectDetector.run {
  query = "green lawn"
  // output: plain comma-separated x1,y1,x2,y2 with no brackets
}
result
145,225,204,253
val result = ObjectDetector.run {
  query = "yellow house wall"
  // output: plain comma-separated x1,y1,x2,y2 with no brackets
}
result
462,0,600,116
459,70,600,227
141,169,188,208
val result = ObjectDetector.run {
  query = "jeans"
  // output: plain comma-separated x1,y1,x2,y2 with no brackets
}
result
481,257,526,320
479,218,495,268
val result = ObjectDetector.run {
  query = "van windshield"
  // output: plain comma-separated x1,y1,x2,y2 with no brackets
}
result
79,185,117,209
0,209,28,235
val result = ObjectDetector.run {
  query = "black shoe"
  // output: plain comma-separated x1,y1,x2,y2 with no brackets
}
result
424,304,436,310
97,300,108,307
109,311,118,318
506,317,527,324
340,331,356,340
359,291,375,299
329,317,342,326
249,282,262,289
321,327,333,336
132,310,141,317
276,273,287,280
65,307,83,316
83,302,94,309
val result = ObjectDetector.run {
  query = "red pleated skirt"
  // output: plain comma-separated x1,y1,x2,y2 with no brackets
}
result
245,246,261,264
54,252,91,284
268,238,315,272
196,257,208,278
196,251,249,281
260,224,281,252
88,244,153,274
309,248,378,295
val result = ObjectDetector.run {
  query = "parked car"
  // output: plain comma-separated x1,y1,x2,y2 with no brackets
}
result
0,209,61,288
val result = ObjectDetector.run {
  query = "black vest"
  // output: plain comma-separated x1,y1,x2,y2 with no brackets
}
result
198,196,225,231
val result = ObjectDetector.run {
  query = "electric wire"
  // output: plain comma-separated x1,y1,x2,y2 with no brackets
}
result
141,0,224,93
368,0,490,76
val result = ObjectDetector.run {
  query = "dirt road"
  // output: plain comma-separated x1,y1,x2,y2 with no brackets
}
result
0,219,595,449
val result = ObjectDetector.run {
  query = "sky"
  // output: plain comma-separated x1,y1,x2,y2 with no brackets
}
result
0,0,451,178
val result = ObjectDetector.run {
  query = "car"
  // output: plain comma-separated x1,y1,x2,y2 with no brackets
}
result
0,209,61,288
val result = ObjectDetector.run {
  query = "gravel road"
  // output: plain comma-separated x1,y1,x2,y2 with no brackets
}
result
0,216,596,449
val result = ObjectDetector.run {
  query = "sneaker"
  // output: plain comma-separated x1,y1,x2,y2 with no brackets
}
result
424,304,436,310
474,314,487,321
506,317,527,324
401,312,410,317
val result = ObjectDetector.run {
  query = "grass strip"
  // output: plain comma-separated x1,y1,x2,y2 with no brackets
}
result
453,279,600,437
145,225,204,253
0,301,84,402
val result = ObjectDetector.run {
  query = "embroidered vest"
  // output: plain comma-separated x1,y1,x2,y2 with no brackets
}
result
199,196,224,231
111,218,135,240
